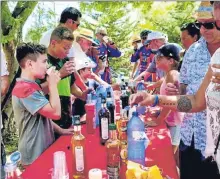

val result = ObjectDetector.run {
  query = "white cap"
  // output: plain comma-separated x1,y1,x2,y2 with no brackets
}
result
145,31,168,44
75,57,97,71
88,168,102,179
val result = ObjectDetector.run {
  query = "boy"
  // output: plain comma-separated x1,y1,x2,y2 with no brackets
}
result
40,26,91,130
12,43,73,166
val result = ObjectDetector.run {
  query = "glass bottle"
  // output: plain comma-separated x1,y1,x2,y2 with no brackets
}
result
72,116,86,178
106,124,120,179
98,98,111,145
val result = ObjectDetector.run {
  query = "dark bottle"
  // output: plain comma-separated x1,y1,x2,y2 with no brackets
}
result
120,85,129,110
99,98,111,145
106,91,115,124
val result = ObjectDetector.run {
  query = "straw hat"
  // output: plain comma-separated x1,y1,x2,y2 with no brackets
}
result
74,28,98,45
193,1,213,19
130,34,141,44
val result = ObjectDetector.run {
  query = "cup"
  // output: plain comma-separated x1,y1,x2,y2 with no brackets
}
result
51,151,69,179
88,168,102,179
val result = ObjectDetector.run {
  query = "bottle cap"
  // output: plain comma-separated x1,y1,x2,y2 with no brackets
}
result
101,97,106,104
109,123,116,130
73,115,81,126
88,168,102,179
10,151,21,163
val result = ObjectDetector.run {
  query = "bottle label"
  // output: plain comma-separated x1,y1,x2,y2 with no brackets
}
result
75,146,84,172
101,118,109,139
107,166,120,178
120,144,128,161
132,131,147,140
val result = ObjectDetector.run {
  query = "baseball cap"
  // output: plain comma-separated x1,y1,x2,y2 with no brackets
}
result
144,31,168,45
154,44,181,62
140,29,152,39
76,57,97,71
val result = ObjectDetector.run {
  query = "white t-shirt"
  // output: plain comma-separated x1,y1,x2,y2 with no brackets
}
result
39,29,74,58
1,49,9,129
1,50,9,77
205,48,220,172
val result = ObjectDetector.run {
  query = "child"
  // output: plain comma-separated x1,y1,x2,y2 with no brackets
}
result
12,43,72,166
146,44,184,154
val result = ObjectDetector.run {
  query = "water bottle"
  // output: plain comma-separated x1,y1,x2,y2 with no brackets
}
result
136,77,146,115
127,111,147,166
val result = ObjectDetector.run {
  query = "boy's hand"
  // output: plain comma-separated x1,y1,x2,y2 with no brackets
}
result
60,128,74,135
59,61,75,78
47,69,60,87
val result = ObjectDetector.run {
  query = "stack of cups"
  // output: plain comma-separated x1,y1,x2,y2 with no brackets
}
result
88,168,102,179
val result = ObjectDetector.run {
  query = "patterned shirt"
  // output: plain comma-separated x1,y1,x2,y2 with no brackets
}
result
180,37,211,153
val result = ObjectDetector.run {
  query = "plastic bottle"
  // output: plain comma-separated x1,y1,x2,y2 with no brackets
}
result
85,94,96,134
4,162,19,179
136,77,146,115
127,111,147,166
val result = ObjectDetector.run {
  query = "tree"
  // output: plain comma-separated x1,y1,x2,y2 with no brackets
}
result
1,1,38,143
24,2,57,43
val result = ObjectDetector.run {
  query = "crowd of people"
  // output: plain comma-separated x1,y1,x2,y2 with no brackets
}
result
1,1,220,179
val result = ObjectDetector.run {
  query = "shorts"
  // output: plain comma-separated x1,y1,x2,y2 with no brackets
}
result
167,124,181,146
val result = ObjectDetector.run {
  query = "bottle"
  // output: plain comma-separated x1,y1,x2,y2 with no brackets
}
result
106,124,120,179
136,76,146,115
85,94,96,134
106,91,115,124
4,162,19,179
72,116,86,178
127,111,147,166
120,85,129,110
95,93,103,127
99,98,111,145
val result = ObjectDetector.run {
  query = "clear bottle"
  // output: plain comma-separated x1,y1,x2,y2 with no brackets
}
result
106,124,120,179
72,116,86,178
4,162,20,179
99,98,111,145
136,76,146,115
120,85,129,110
127,111,146,166
106,91,115,124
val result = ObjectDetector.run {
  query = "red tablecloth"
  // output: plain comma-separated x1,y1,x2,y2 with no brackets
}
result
21,122,179,179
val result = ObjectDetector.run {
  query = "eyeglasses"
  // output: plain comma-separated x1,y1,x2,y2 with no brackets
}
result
195,22,215,30
215,21,220,31
99,33,107,36
141,36,147,40
73,20,80,27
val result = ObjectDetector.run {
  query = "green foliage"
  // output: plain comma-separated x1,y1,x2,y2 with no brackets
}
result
25,2,57,43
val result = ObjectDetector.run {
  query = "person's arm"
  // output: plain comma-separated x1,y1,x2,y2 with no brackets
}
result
1,75,9,96
131,61,139,79
145,77,164,91
90,72,109,86
52,121,74,135
38,70,61,120
71,83,92,101
107,44,121,57
130,66,212,113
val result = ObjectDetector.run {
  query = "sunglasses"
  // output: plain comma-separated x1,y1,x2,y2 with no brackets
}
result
141,36,147,40
99,33,107,36
195,22,215,30
73,20,80,27
215,21,220,31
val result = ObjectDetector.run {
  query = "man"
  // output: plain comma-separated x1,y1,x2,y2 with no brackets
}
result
40,7,87,91
95,27,121,84
1,49,9,179
40,27,91,133
133,31,168,90
130,30,153,80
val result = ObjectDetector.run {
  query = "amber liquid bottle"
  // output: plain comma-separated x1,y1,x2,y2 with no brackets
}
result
72,116,86,179
106,124,120,179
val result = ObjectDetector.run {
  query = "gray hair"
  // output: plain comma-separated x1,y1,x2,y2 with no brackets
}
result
95,26,107,35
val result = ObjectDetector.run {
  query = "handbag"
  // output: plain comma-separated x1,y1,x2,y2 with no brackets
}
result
202,132,220,179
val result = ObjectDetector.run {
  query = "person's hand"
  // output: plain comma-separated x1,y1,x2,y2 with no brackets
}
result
211,64,220,90
59,61,75,78
82,88,94,100
165,82,180,95
129,91,154,106
112,83,121,91
47,68,60,87
60,128,74,135
145,120,158,127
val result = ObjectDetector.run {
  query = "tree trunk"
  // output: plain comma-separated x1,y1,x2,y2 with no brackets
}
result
1,1,38,144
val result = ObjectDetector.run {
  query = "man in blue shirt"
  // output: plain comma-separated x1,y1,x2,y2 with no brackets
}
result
94,27,121,84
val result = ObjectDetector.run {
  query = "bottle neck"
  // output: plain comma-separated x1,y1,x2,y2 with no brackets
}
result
109,130,117,140
74,126,81,135
101,103,106,108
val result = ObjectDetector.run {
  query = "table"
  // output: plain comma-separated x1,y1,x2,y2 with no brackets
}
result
21,122,179,179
